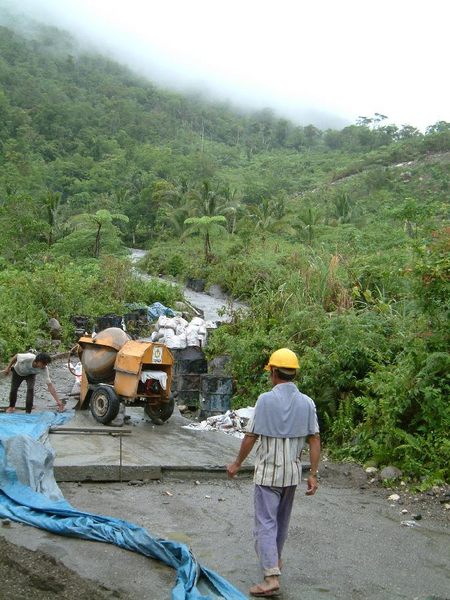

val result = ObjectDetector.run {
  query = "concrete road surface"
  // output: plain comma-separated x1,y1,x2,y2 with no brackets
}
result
0,406,448,600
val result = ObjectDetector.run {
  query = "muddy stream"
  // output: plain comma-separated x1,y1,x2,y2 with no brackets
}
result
130,248,247,323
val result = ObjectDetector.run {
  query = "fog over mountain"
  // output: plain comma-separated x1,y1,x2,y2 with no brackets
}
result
1,0,449,130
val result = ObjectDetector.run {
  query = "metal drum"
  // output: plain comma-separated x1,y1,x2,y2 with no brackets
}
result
171,347,208,409
81,327,129,383
199,375,233,417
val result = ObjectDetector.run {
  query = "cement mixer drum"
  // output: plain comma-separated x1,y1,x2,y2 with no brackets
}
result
80,327,129,383
76,329,174,426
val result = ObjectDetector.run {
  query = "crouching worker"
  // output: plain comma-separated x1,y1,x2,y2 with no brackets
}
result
3,352,65,413
227,348,321,598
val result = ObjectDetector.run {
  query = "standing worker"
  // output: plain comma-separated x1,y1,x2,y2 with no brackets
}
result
3,351,65,413
227,348,320,598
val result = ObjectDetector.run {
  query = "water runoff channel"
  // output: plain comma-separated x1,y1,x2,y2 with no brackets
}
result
129,248,247,323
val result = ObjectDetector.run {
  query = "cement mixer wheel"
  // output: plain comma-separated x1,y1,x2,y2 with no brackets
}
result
90,385,120,424
144,397,175,425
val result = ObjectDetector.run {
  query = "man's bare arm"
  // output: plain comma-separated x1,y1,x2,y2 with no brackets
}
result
306,433,321,495
3,355,17,375
47,382,65,411
227,433,258,478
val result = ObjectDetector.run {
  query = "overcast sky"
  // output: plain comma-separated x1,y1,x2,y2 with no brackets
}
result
7,0,450,130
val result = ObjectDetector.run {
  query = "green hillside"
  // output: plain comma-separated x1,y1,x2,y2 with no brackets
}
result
0,14,449,482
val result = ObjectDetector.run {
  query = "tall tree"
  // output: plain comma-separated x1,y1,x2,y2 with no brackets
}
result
43,189,61,246
69,209,129,258
183,215,227,262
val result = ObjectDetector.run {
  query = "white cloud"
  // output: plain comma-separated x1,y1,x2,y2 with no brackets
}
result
5,0,450,129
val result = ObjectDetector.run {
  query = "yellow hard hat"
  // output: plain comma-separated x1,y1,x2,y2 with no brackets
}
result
264,348,300,371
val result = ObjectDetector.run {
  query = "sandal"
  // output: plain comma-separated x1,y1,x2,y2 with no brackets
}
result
249,583,281,597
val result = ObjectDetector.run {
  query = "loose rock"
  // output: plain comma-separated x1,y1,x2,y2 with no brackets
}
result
388,493,401,502
380,466,403,480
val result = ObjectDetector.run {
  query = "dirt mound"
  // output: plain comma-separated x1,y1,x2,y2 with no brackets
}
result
0,536,124,599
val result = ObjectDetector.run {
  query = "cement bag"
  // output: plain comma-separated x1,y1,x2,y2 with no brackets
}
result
156,315,177,331
150,330,164,342
190,317,205,327
186,325,200,347
160,327,174,342
198,326,207,348
174,316,189,330
165,331,187,349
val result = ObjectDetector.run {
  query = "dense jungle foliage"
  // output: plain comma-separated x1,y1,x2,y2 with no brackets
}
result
0,12,449,483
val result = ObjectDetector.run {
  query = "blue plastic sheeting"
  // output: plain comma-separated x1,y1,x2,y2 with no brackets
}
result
148,301,176,321
0,412,246,600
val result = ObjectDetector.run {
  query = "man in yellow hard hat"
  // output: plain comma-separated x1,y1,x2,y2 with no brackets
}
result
227,348,320,598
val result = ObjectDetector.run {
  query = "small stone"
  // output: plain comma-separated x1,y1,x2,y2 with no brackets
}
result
401,509,408,514
388,493,401,502
365,467,378,475
401,520,419,528
218,497,225,502
205,495,211,499
412,514,422,521
444,503,450,510
1,519,12,528
194,480,201,486
164,490,173,497
128,480,144,487
380,466,403,481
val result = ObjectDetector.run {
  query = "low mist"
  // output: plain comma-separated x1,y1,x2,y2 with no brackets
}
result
1,0,448,131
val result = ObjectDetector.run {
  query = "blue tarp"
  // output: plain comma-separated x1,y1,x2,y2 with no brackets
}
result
0,413,246,600
147,302,176,321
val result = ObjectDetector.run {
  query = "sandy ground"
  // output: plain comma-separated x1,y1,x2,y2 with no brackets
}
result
1,466,449,600
0,358,449,600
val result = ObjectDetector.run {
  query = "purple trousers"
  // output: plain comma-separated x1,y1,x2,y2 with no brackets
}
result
253,484,297,577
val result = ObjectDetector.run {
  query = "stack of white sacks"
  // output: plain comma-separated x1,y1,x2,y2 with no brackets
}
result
150,315,214,349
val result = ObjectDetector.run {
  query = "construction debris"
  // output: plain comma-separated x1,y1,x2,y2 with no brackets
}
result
182,408,255,438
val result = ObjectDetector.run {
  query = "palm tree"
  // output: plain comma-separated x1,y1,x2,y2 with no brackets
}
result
187,180,223,218
70,209,129,258
248,198,294,245
43,190,61,246
183,215,227,263
296,206,321,245
220,185,245,234
157,203,191,238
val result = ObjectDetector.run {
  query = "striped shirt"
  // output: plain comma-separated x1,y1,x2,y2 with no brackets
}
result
247,413,319,488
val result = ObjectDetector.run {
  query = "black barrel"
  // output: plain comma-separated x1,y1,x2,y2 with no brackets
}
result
171,347,208,409
199,375,233,417
96,314,123,332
